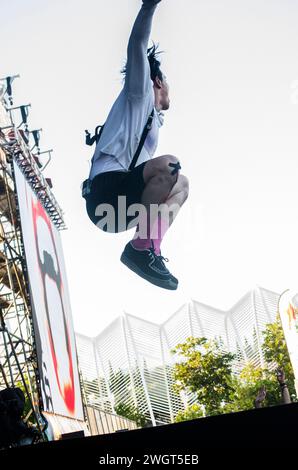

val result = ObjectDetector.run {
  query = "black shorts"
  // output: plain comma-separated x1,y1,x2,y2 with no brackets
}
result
84,161,147,233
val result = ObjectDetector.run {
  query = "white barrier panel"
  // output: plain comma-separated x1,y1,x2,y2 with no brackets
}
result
14,160,84,420
42,412,90,440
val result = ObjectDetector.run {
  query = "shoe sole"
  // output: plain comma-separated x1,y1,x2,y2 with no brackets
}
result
120,252,178,291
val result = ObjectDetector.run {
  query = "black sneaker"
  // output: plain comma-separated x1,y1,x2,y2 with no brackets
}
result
120,241,178,290
155,253,178,285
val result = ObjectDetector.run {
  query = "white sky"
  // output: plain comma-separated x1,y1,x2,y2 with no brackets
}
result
1,0,298,337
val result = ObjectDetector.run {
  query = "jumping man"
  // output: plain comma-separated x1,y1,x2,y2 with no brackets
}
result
82,0,189,290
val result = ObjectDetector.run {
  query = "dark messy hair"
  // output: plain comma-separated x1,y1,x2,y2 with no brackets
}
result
121,41,164,83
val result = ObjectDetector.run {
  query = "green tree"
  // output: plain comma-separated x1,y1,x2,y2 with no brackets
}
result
262,314,296,400
222,363,281,413
171,317,297,421
171,337,236,416
114,402,147,428
174,403,204,423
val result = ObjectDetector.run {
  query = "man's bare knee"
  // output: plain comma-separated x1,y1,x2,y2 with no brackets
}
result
156,154,180,173
143,154,181,185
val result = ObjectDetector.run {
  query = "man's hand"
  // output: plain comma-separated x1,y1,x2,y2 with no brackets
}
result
142,0,162,6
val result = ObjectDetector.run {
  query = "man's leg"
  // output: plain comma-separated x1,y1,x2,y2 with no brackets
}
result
150,173,189,255
121,154,189,290
131,155,189,253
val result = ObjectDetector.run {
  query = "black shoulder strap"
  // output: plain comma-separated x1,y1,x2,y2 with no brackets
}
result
128,108,154,171
85,108,154,170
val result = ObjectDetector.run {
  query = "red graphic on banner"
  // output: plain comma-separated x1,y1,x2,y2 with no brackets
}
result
31,197,75,414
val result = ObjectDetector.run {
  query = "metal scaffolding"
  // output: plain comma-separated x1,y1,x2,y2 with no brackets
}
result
0,77,66,440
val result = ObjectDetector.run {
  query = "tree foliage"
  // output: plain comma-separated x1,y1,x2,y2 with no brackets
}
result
222,363,281,413
262,314,296,399
171,316,297,422
172,337,236,416
174,403,204,423
114,402,147,428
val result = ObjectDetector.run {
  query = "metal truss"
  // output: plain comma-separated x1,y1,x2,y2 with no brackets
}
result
0,84,66,440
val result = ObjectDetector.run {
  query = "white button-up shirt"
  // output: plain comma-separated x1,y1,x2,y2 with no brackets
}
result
89,3,164,180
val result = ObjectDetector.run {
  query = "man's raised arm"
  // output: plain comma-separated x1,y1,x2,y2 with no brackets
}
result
124,0,162,98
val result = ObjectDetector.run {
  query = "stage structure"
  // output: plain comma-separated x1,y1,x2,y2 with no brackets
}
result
0,76,86,440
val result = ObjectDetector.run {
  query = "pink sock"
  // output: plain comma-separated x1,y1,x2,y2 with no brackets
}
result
130,210,152,251
131,211,170,254
150,214,170,255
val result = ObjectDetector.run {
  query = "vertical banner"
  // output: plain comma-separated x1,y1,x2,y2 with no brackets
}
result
278,289,298,395
13,160,84,420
